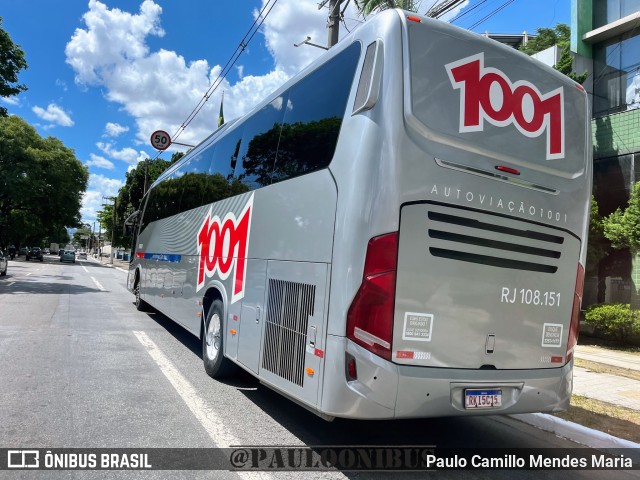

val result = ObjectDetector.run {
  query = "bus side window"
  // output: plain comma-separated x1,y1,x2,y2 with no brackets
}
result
272,42,361,183
142,183,162,228
207,127,247,204
235,95,288,190
177,148,215,212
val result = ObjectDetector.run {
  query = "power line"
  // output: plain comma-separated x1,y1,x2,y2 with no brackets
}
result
171,0,280,145
468,0,517,30
449,0,490,23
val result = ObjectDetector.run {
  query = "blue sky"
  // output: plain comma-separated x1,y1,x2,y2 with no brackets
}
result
1,0,569,226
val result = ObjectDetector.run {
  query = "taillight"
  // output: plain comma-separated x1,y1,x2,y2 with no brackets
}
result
346,233,398,361
566,263,585,363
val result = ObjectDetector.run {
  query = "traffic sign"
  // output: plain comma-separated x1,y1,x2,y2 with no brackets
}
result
150,130,171,150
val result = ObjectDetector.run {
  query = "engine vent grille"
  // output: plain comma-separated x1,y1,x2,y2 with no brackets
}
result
262,279,316,387
427,209,564,274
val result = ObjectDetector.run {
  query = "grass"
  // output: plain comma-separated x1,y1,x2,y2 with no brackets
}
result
579,334,640,353
552,351,640,443
553,395,640,443
573,358,640,382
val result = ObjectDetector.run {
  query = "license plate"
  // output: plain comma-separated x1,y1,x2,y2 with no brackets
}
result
464,389,502,409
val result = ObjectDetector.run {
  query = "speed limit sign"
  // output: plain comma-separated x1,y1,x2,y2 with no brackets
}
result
150,130,171,150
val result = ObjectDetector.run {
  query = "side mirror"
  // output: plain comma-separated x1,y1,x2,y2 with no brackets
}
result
123,210,140,238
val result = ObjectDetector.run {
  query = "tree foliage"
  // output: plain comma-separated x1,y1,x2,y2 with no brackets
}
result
519,24,587,84
587,196,609,274
584,303,640,344
98,157,171,248
354,0,418,15
602,182,640,253
0,17,28,116
0,115,88,247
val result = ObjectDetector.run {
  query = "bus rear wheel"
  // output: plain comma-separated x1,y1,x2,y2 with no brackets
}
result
203,299,235,379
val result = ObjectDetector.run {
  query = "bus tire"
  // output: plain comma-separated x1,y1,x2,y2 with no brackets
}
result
203,299,234,379
134,282,150,312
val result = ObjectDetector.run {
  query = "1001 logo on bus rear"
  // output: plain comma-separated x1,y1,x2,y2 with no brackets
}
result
446,52,565,160
196,195,253,304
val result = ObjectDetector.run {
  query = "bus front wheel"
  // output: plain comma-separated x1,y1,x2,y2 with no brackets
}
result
203,299,235,379
134,282,149,312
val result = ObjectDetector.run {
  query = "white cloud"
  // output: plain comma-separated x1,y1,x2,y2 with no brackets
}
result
257,0,327,76
32,103,74,127
104,122,129,137
66,0,164,85
96,141,148,165
81,173,125,223
1,96,21,106
86,154,115,170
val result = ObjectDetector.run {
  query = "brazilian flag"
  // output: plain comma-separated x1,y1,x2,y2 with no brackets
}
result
218,92,225,127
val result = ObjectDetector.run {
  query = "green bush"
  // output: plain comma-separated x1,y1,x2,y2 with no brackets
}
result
584,304,640,344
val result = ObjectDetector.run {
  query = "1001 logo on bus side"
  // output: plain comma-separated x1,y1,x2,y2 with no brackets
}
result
446,52,565,160
196,195,253,304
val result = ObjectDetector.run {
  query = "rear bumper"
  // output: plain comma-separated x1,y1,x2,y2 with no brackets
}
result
320,335,572,419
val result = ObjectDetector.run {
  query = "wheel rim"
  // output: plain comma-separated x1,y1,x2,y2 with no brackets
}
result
205,312,221,361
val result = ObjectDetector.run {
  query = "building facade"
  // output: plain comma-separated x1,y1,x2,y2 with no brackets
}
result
572,0,640,305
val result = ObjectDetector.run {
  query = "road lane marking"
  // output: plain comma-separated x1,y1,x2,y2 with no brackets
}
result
133,331,346,478
82,265,89,273
90,277,105,291
26,273,32,276
133,330,242,446
132,330,275,480
7,282,15,287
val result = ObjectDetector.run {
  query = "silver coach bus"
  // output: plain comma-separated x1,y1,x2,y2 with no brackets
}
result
127,10,591,420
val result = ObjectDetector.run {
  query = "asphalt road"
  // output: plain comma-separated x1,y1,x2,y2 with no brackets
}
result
0,255,638,479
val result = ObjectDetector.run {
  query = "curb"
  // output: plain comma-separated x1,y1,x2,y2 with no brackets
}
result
510,413,640,449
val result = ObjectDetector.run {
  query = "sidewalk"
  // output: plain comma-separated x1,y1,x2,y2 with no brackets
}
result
573,344,640,411
90,254,130,270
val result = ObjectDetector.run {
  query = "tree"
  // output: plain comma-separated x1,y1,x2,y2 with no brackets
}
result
99,157,171,248
586,196,609,274
602,182,640,253
354,0,418,16
0,17,28,116
72,224,93,250
519,24,587,84
0,116,88,247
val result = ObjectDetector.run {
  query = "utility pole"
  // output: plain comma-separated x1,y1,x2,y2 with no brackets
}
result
327,0,341,48
318,0,347,48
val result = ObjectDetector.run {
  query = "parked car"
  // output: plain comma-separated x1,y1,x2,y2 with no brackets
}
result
19,247,29,256
60,250,76,263
0,249,7,276
26,247,43,262
7,245,16,259
44,248,50,254
78,251,87,260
